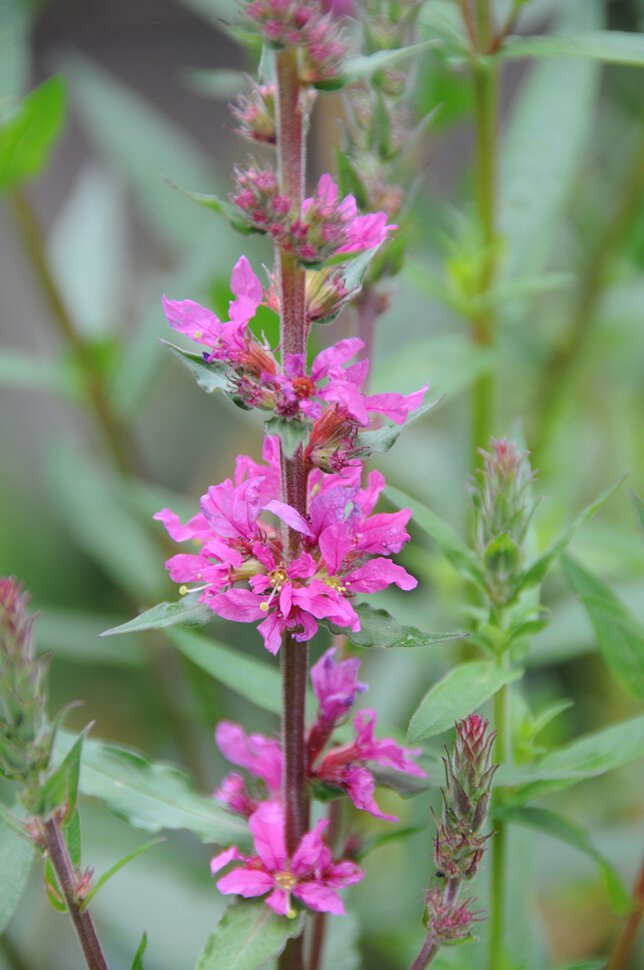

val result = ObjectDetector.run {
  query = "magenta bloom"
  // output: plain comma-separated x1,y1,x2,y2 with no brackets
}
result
214,722,283,817
311,647,367,726
211,802,362,916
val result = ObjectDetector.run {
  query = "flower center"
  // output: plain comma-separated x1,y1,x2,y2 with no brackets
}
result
274,870,298,892
324,576,349,593
260,567,287,612
292,375,316,398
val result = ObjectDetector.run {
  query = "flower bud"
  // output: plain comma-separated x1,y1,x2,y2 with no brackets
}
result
231,83,277,145
424,888,477,944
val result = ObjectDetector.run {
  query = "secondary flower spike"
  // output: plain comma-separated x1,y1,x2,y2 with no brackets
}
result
211,801,362,916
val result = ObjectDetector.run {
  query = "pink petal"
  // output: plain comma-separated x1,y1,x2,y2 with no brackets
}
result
229,255,263,322
264,500,313,537
153,508,210,543
346,558,418,593
215,722,283,792
212,588,265,622
162,296,222,342
217,867,273,897
265,888,291,916
324,860,364,888
210,845,243,875
294,882,345,915
365,385,428,425
249,802,287,871
258,611,285,655
343,765,397,822
291,819,328,876
311,338,363,382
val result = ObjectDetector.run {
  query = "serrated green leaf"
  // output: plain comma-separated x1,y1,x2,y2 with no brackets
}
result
131,931,148,970
264,416,309,458
0,813,34,932
495,806,630,913
82,839,164,909
195,900,303,970
355,401,438,459
562,555,644,701
164,341,234,394
499,30,644,67
408,661,521,742
53,732,248,846
498,714,644,803
518,478,624,593
101,594,212,637
167,627,284,715
323,602,462,650
385,485,485,587
0,76,66,189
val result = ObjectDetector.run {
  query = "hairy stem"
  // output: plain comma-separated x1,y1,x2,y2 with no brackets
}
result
42,816,109,970
409,932,438,970
607,855,644,970
275,46,310,970
488,673,510,970
9,187,140,478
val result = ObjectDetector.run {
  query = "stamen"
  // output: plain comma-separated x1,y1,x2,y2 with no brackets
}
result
179,583,209,596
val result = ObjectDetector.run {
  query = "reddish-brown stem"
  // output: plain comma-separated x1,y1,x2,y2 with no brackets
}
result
607,856,644,970
274,46,310,970
42,816,109,970
408,879,460,970
308,801,343,970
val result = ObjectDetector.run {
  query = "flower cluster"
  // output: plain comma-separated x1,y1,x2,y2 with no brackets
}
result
245,0,348,83
231,83,277,145
215,647,425,822
232,170,397,265
155,443,417,654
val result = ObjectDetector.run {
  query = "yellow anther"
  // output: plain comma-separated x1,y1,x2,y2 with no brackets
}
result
179,585,188,595
260,602,269,612
275,871,297,891
194,330,203,338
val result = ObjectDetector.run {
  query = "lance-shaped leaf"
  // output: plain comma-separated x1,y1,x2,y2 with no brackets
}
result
562,555,644,701
386,485,485,587
517,477,625,593
195,901,303,970
131,932,147,970
499,31,644,67
167,627,286,716
264,416,309,458
356,401,439,459
81,839,164,910
0,814,33,933
323,602,462,650
316,40,437,90
0,76,66,189
39,725,89,818
494,806,631,913
408,661,522,743
497,714,644,803
164,179,257,234
632,490,644,532
100,593,212,637
53,732,248,846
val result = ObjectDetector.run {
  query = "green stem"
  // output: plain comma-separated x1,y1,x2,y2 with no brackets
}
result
470,54,498,465
488,669,510,970
607,855,644,970
274,46,310,970
8,187,140,478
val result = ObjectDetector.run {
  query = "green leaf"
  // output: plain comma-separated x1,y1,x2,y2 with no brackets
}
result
82,838,164,909
495,806,630,913
632,491,644,533
385,485,485,587
518,478,625,593
355,402,438,459
164,179,256,234
195,900,303,970
100,594,213,637
408,661,522,742
131,932,148,970
498,713,644,803
556,962,604,970
38,608,145,667
164,341,234,394
499,31,644,67
167,627,284,716
499,0,601,280
264,416,309,458
323,602,462,650
319,40,436,90
54,731,248,845
562,555,644,701
335,148,368,210
39,727,88,818
0,76,66,189
320,912,361,970
0,813,34,933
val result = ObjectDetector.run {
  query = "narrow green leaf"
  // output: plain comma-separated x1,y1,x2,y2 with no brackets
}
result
562,555,644,700
322,40,436,89
355,402,439,459
500,31,644,67
131,932,148,970
82,839,164,909
495,806,630,913
195,900,303,970
498,714,644,802
408,661,522,742
164,341,233,394
324,602,462,650
39,727,88,818
264,416,309,458
632,491,644,533
54,732,249,845
101,594,212,637
335,148,369,210
518,478,624,593
167,627,284,715
0,813,34,932
385,485,485,586
0,76,66,189
164,179,256,234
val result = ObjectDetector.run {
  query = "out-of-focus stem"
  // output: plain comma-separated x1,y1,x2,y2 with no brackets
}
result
275,46,309,970
531,134,644,469
488,670,510,970
607,856,644,970
308,800,343,970
9,187,139,478
355,286,382,378
42,816,109,970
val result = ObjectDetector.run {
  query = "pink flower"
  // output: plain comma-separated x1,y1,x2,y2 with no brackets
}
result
211,802,362,916
310,647,367,726
216,722,283,794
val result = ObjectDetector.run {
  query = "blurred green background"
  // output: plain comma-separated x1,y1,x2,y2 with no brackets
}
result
1,0,643,967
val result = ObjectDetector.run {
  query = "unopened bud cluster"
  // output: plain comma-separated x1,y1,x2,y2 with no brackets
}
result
245,0,347,83
231,83,277,145
0,578,51,792
471,438,536,605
